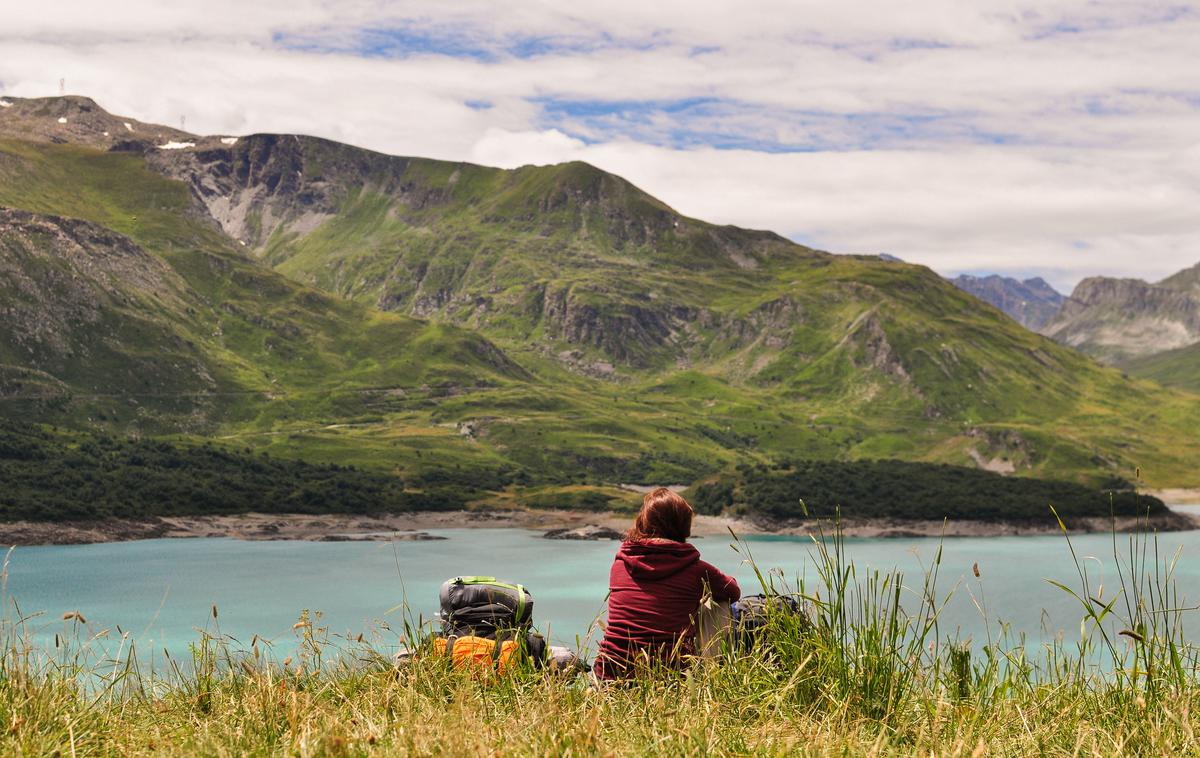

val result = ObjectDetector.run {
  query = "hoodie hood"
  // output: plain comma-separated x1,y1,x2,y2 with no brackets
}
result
617,539,700,580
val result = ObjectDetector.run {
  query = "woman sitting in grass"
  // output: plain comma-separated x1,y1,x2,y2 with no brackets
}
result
594,487,741,679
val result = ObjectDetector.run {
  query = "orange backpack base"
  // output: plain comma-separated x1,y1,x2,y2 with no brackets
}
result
433,635,523,674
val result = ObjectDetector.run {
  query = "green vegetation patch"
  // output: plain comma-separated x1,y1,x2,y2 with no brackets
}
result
694,459,1163,522
1125,342,1200,393
0,422,464,521
520,485,642,512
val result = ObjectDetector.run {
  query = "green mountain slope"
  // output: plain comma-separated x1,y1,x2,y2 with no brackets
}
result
142,126,1200,484
148,132,816,373
0,139,526,435
0,135,769,488
0,207,215,414
1125,342,1200,393
1,96,1199,499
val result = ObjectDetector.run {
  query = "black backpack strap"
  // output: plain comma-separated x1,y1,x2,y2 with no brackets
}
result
525,632,547,669
491,629,512,665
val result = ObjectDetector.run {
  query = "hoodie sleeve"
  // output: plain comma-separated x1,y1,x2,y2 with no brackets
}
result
699,561,741,602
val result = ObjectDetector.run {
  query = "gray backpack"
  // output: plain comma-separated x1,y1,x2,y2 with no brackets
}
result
439,576,533,639
732,593,808,648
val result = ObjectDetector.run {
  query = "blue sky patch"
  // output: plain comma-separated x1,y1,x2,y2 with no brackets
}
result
533,96,1022,152
275,26,498,61
274,24,668,61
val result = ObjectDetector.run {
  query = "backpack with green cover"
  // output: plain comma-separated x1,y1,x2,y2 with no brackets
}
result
439,576,534,639
433,576,586,673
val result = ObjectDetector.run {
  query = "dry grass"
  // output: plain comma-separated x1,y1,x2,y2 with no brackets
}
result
2,652,1198,757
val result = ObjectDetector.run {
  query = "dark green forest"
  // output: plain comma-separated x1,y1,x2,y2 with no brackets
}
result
691,459,1164,522
0,422,481,521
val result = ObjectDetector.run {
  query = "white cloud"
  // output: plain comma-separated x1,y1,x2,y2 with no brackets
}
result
471,128,588,167
3,1,1200,290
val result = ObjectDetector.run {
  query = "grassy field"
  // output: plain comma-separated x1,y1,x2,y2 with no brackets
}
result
2,522,1197,756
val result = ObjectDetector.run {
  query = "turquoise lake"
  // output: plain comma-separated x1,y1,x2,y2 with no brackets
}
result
4,519,1199,664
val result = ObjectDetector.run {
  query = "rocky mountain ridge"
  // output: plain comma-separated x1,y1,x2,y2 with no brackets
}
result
1160,260,1200,295
143,131,813,373
0,95,196,150
1043,273,1200,365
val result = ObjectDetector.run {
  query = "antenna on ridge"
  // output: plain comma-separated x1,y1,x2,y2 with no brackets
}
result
59,78,65,96
180,115,186,131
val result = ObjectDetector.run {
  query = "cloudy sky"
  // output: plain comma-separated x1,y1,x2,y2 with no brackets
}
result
3,1,1200,291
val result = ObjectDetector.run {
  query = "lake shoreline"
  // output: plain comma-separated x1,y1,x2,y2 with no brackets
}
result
0,506,1194,546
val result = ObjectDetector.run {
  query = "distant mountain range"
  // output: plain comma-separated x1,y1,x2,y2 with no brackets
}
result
1,95,1199,502
949,275,1066,331
948,268,1200,393
1042,265,1200,366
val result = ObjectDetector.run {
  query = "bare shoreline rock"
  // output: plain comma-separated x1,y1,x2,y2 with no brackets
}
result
543,525,624,540
0,507,1193,547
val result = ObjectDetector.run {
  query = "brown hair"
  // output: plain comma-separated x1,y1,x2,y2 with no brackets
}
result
626,487,694,542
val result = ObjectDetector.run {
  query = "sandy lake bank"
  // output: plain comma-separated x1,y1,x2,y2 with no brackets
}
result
0,506,1193,546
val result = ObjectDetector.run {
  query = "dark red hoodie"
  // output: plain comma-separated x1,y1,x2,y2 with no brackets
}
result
594,539,740,679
